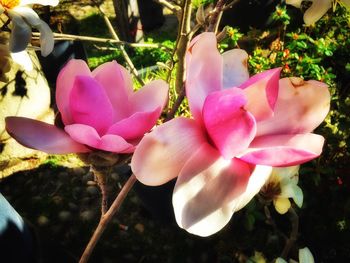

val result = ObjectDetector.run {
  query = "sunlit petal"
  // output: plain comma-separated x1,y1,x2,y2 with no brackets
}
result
131,117,207,186
186,32,223,123
203,88,256,159
256,77,330,136
239,134,325,166
222,49,249,89
56,59,92,125
6,117,90,154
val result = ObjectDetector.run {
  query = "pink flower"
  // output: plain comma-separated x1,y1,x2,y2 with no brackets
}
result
131,33,330,236
5,59,168,154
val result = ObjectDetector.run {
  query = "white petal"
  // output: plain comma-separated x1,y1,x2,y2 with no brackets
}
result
11,50,33,71
279,181,303,208
0,6,4,14
12,6,41,26
173,142,272,237
8,12,31,53
304,0,332,25
272,166,300,186
275,258,288,263
35,21,54,56
229,165,273,212
222,49,249,89
12,7,54,56
286,0,303,8
20,0,59,6
299,247,315,263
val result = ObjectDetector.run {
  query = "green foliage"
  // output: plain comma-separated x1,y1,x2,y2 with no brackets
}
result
132,39,175,69
192,0,214,8
271,5,291,26
219,26,244,49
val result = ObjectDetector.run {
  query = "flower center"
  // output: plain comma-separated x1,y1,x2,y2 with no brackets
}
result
0,0,20,9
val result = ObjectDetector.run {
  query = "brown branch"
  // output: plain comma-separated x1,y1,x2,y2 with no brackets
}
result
93,2,145,86
79,174,137,263
32,32,171,51
153,0,181,18
208,0,226,33
264,205,288,240
222,0,240,11
165,85,186,121
174,0,192,93
91,166,109,215
281,207,299,259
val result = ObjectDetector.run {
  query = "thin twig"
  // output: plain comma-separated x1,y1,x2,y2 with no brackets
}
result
208,0,226,33
264,205,288,240
32,32,171,51
281,207,299,259
93,2,145,86
153,0,181,17
91,166,109,215
174,0,192,93
165,85,186,121
222,0,240,11
79,174,137,263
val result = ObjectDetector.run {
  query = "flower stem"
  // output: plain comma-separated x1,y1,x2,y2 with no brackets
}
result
79,174,137,263
91,167,108,215
281,207,299,259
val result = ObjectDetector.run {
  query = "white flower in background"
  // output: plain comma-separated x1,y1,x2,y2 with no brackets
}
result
261,166,303,214
276,247,315,263
286,0,350,25
0,0,58,70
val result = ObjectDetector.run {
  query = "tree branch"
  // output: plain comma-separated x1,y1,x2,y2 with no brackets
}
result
281,207,299,259
174,0,192,93
79,174,137,263
93,1,145,86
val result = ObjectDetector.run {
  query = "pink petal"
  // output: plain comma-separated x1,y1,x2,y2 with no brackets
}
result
186,32,223,123
65,124,134,153
56,59,92,125
203,89,256,159
107,107,161,140
256,77,330,136
239,133,325,166
239,68,281,121
69,76,114,135
173,143,272,236
131,117,207,186
92,61,133,121
129,79,168,113
222,49,249,89
5,117,90,154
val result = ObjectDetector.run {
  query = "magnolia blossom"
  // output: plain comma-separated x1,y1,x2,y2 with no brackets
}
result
262,166,303,214
131,32,330,237
0,0,58,69
286,0,350,25
276,247,315,263
6,59,168,154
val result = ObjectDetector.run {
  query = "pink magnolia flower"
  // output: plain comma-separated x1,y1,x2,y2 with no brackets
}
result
6,59,168,154
131,32,330,237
